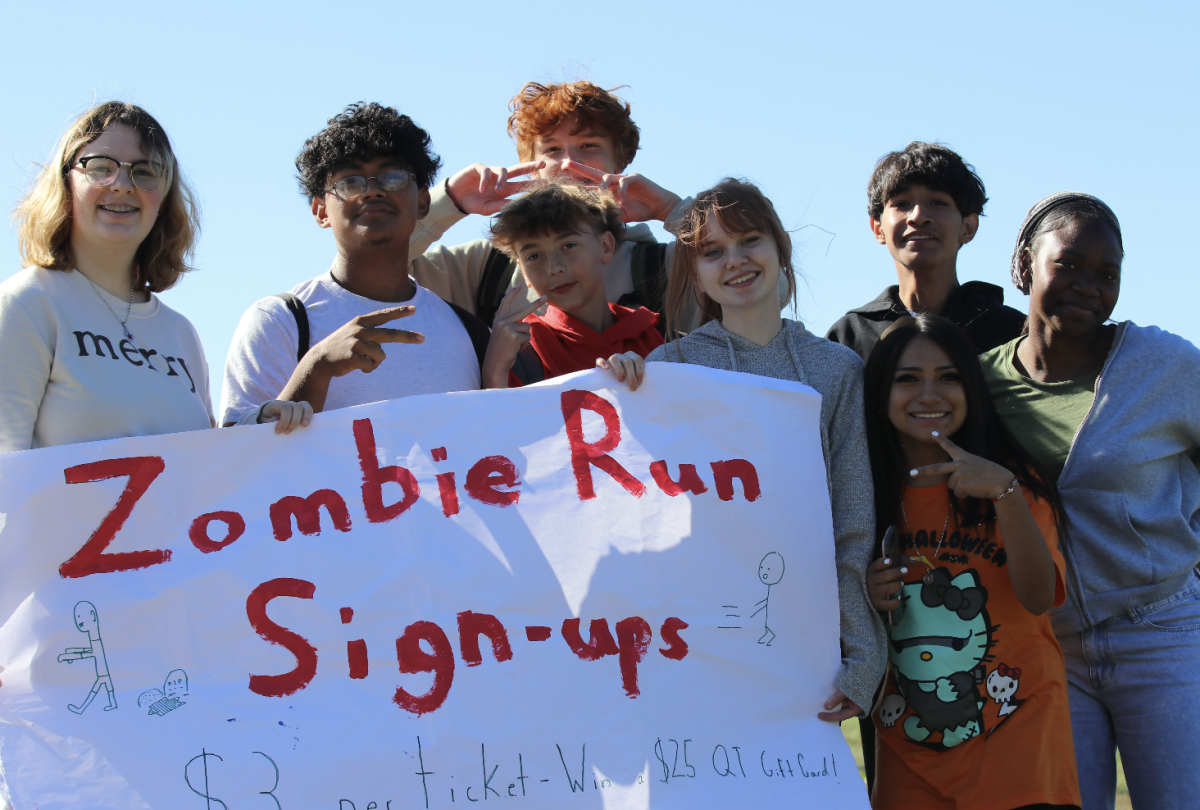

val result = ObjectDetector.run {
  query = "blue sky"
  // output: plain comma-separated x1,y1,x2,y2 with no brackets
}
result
4,1,1196,409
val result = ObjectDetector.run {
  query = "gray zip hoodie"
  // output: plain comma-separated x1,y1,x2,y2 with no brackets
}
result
1037,322,1200,634
648,319,886,711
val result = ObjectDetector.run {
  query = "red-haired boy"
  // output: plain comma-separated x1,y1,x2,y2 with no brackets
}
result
409,81,689,328
482,182,662,389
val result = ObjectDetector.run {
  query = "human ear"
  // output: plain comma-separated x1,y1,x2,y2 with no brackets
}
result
312,196,332,230
870,217,887,245
416,187,431,220
598,230,616,264
958,213,980,246
1017,249,1034,295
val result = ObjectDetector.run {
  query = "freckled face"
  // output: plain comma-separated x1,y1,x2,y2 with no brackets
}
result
531,116,620,179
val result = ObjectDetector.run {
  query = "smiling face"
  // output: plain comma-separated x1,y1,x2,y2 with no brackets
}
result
692,218,782,319
69,124,164,257
887,335,967,454
516,225,615,328
872,183,978,276
531,117,620,179
1024,218,1122,338
313,155,430,253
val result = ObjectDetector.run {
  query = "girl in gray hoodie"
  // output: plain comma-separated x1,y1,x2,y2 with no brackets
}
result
982,193,1200,810
647,179,886,722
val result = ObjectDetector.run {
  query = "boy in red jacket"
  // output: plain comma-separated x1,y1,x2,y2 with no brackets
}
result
482,182,663,390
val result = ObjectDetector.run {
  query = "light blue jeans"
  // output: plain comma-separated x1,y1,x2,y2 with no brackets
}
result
1058,572,1200,810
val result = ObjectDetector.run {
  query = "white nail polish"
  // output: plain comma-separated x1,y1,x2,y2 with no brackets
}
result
883,558,891,565
932,430,939,437
900,567,908,574
910,469,918,476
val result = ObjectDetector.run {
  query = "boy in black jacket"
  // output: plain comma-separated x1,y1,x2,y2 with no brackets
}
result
827,142,1024,359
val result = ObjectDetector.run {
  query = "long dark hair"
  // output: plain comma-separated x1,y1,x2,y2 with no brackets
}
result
863,314,1067,540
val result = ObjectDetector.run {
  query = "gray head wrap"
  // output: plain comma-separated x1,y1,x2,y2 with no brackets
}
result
1009,191,1122,292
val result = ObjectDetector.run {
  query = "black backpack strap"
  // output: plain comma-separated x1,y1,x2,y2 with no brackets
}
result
616,241,669,335
446,302,490,372
510,347,545,386
274,292,309,363
475,247,519,327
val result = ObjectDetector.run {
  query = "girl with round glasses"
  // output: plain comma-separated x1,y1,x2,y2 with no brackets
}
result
1,101,309,452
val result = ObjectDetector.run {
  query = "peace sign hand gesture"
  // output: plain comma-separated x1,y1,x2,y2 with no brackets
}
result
445,161,544,216
313,306,425,378
914,434,1058,615
279,306,424,413
557,159,682,223
909,432,1017,501
481,286,548,389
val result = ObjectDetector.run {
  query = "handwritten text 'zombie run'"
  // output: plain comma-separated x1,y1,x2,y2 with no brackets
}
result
52,391,763,714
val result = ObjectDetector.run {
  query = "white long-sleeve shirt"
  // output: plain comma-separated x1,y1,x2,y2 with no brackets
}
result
0,268,215,453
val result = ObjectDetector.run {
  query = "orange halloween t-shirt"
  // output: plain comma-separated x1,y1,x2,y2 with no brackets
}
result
871,482,1080,810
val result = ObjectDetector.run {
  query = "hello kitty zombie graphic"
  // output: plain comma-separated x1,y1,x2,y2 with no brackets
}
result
872,489,1078,807
882,567,1017,750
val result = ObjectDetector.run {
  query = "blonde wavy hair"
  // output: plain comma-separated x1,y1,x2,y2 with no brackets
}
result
12,102,200,292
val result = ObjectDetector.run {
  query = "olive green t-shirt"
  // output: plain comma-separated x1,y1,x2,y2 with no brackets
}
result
980,337,1099,482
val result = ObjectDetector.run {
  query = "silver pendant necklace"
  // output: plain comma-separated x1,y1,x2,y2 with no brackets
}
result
900,496,953,585
79,268,136,342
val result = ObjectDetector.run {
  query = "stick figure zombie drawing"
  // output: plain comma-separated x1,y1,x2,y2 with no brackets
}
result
56,601,116,714
751,552,785,646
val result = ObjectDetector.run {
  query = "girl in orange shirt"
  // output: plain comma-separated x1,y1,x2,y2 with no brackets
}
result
864,314,1080,810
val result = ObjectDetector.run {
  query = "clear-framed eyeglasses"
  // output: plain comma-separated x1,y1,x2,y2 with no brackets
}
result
324,169,414,201
73,156,164,192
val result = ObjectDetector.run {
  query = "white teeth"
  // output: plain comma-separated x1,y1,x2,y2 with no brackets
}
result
912,412,947,419
100,205,136,212
726,272,757,285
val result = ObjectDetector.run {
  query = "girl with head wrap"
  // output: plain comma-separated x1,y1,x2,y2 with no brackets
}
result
979,193,1200,810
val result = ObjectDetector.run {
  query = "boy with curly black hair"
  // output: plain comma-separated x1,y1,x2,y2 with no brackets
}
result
221,103,488,424
826,141,1025,360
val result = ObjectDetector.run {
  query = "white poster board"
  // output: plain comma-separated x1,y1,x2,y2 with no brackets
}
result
0,364,868,809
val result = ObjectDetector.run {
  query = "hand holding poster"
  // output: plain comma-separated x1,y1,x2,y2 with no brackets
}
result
0,365,869,809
